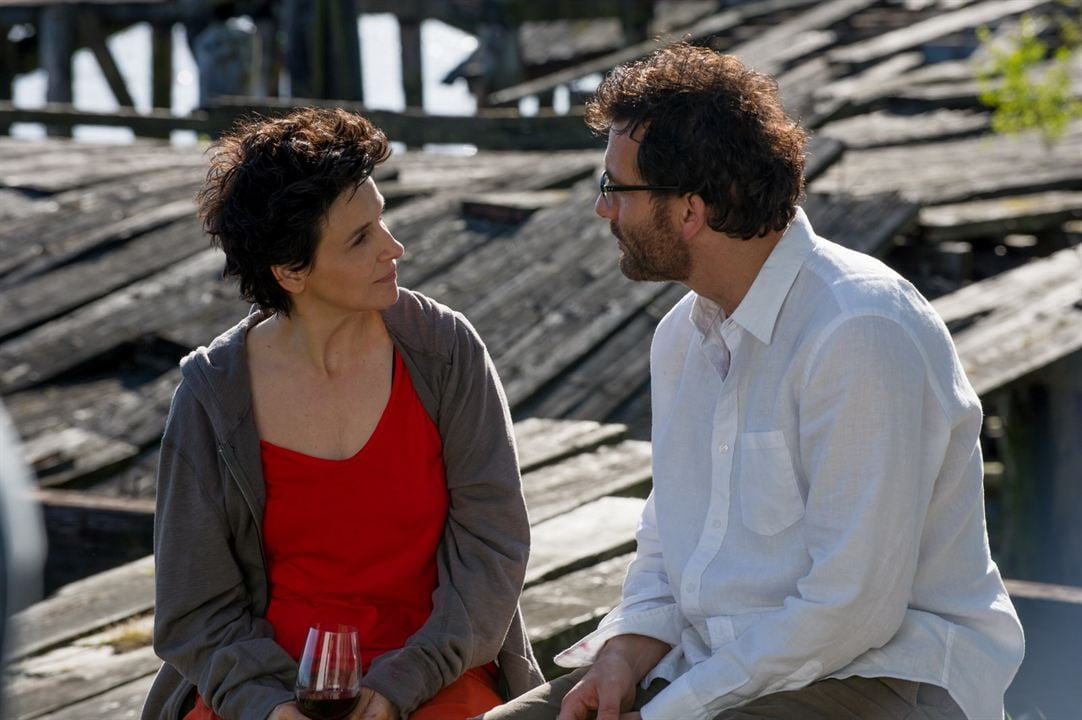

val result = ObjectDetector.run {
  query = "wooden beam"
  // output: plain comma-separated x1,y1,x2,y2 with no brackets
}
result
828,0,1048,67
79,8,135,108
485,0,823,107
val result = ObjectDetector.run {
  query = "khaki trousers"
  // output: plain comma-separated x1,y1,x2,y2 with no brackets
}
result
476,667,967,720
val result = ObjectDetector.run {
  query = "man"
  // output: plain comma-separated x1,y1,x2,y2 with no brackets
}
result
482,44,1024,720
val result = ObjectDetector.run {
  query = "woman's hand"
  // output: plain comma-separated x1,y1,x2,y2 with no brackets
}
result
349,688,399,720
268,701,309,720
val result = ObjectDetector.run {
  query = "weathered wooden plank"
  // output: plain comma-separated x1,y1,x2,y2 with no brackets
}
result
4,367,179,450
920,191,1082,241
938,246,1082,395
462,190,569,224
819,109,990,149
0,215,202,338
7,555,155,661
933,244,1082,329
485,0,823,106
527,496,645,587
22,427,138,489
522,552,633,675
730,0,877,76
523,440,652,524
1006,578,1082,605
33,672,155,720
810,121,1082,204
828,0,1048,66
8,618,158,720
0,141,205,194
811,51,925,123
514,417,627,473
803,191,920,256
0,250,223,393
804,134,845,182
522,283,685,423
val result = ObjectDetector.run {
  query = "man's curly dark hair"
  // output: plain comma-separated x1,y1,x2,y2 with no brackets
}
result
197,107,391,315
586,43,807,240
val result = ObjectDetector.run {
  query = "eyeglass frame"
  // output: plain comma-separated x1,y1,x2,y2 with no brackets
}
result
598,170,679,208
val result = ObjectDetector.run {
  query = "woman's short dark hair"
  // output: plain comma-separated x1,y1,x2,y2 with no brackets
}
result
198,107,391,314
586,43,807,240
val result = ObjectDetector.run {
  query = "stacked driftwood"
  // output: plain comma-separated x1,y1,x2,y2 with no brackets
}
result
2,0,1082,717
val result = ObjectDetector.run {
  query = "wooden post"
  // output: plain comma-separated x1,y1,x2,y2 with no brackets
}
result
325,0,362,101
284,0,314,98
619,0,653,44
1044,351,1082,586
400,19,423,109
254,15,278,98
0,24,13,135
39,5,75,136
151,22,173,110
537,88,556,109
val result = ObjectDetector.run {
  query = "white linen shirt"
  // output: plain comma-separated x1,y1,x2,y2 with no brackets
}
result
554,208,1024,720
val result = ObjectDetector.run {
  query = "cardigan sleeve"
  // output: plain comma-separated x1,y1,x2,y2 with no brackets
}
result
361,311,530,716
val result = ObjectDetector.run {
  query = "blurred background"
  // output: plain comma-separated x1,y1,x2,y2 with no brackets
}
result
0,1,1080,718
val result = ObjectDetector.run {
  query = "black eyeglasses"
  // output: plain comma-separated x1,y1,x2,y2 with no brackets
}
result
601,171,675,207
598,170,679,208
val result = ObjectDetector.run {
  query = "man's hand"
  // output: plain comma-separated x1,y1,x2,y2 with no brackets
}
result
349,688,399,720
557,634,671,720
268,701,308,720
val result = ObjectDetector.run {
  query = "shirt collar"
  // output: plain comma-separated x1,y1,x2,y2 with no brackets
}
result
728,206,816,346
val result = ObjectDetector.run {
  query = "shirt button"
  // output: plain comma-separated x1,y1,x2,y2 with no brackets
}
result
713,519,722,529
719,443,730,453
685,582,696,593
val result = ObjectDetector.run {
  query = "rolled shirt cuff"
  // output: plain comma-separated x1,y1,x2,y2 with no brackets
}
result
553,604,688,668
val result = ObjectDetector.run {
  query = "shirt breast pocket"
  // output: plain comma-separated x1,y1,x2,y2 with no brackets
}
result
738,430,804,535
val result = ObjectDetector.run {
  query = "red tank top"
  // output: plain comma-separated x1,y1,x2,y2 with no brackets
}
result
260,349,448,672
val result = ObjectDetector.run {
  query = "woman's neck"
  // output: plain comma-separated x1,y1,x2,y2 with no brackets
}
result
257,308,387,380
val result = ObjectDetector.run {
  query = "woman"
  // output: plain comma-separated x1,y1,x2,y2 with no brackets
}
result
141,108,543,720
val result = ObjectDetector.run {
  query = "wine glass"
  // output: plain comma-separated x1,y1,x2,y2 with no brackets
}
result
295,624,362,720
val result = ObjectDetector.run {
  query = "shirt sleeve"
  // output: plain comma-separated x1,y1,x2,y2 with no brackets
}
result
553,490,689,668
361,312,534,715
152,384,297,720
640,314,952,720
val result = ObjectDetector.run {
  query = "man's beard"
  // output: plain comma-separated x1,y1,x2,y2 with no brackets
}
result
610,204,691,282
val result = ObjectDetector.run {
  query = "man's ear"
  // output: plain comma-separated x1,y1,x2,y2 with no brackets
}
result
271,264,307,296
680,193,708,240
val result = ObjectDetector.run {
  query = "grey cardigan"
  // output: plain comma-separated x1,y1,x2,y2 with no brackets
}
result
142,289,543,720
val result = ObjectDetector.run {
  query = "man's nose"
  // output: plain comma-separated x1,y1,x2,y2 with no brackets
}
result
594,193,613,219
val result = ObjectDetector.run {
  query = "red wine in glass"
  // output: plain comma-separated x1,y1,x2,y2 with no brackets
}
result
295,624,361,720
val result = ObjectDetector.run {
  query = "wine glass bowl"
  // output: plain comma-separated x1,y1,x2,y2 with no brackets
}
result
295,624,362,720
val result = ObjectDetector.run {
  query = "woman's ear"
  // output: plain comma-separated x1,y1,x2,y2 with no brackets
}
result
271,264,307,296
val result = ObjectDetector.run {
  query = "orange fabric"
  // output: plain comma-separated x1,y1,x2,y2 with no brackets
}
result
409,665,504,720
182,695,218,720
184,666,501,720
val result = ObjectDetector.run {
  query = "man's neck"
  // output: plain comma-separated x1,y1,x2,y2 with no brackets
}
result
685,227,786,316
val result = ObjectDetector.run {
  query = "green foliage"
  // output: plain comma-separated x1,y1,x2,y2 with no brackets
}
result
975,7,1082,144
